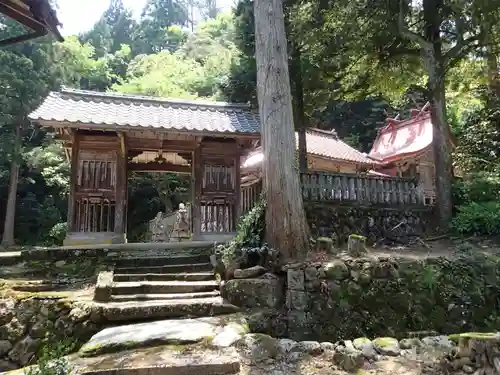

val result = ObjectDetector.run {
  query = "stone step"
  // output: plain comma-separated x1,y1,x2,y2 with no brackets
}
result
78,348,240,375
113,271,215,282
113,254,211,268
95,297,240,321
110,290,221,302
115,262,213,274
111,280,219,295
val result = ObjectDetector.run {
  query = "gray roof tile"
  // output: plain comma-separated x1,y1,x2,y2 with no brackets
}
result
29,88,260,135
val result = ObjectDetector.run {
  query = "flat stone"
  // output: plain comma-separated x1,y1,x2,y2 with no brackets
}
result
233,266,267,279
80,317,222,356
10,346,241,375
224,278,283,309
211,322,248,348
421,335,454,348
287,269,305,290
95,297,239,322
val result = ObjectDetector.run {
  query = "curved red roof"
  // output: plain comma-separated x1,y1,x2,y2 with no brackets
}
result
369,112,433,163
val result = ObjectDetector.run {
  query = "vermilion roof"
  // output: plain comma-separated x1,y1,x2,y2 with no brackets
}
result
242,128,378,168
369,111,433,163
29,88,261,135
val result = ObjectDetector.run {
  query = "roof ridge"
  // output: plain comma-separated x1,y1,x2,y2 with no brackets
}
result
306,127,339,138
58,87,253,111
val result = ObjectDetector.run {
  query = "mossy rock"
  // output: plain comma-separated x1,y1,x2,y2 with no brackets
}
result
316,237,334,254
322,260,349,280
449,332,500,342
352,337,371,349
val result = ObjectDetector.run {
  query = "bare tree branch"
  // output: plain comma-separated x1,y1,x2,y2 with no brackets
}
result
397,0,432,49
444,34,483,68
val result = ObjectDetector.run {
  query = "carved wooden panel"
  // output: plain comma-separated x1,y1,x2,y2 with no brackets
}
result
202,164,235,193
77,160,116,190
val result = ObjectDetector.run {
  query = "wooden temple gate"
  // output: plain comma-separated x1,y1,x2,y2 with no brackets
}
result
28,88,260,245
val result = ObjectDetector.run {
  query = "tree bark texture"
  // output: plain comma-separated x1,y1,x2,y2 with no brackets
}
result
253,0,310,262
2,123,22,247
422,0,453,228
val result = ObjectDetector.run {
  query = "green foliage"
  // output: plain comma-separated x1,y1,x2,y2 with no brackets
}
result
26,338,78,375
452,202,500,236
218,196,266,268
452,173,500,236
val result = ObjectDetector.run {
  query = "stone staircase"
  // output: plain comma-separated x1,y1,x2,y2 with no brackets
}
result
94,246,239,322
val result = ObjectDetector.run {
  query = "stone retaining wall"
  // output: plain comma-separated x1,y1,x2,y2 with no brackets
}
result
225,253,500,342
305,202,434,244
0,298,98,372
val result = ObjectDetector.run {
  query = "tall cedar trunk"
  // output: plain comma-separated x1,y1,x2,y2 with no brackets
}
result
423,0,453,228
290,45,308,171
2,123,22,247
254,0,310,262
487,46,500,97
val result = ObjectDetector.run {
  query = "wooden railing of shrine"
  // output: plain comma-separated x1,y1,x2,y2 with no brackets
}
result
240,172,426,216
241,180,262,216
300,171,424,205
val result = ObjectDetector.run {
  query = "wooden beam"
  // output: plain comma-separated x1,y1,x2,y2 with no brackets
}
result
37,120,261,141
67,129,79,232
127,163,191,174
234,154,241,227
114,133,128,238
192,144,202,240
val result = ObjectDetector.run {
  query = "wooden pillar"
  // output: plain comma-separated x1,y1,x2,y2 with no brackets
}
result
192,144,202,240
114,132,127,242
234,154,241,229
67,130,79,231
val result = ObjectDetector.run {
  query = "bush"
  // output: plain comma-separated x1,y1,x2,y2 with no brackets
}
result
26,339,77,375
452,201,500,236
217,195,268,269
42,222,68,246
453,173,500,206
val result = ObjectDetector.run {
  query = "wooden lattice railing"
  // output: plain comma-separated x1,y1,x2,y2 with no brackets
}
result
301,171,424,205
240,172,428,215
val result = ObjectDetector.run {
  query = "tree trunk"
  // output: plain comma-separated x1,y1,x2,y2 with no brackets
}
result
290,45,308,171
2,123,22,247
487,46,500,97
422,0,453,228
253,0,310,262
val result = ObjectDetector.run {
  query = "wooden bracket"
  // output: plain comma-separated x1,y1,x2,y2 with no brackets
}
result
117,131,126,156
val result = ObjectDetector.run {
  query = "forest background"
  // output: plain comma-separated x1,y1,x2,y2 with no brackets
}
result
0,0,498,246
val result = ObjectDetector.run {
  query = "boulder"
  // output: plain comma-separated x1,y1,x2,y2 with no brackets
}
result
278,339,297,354
224,278,284,309
9,335,40,366
0,339,12,356
421,335,454,348
234,266,267,279
373,337,400,356
295,341,322,356
320,260,349,280
0,300,14,326
236,333,280,362
353,337,371,350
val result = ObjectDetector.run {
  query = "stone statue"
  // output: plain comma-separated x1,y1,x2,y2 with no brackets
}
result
149,203,192,242
172,203,191,241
